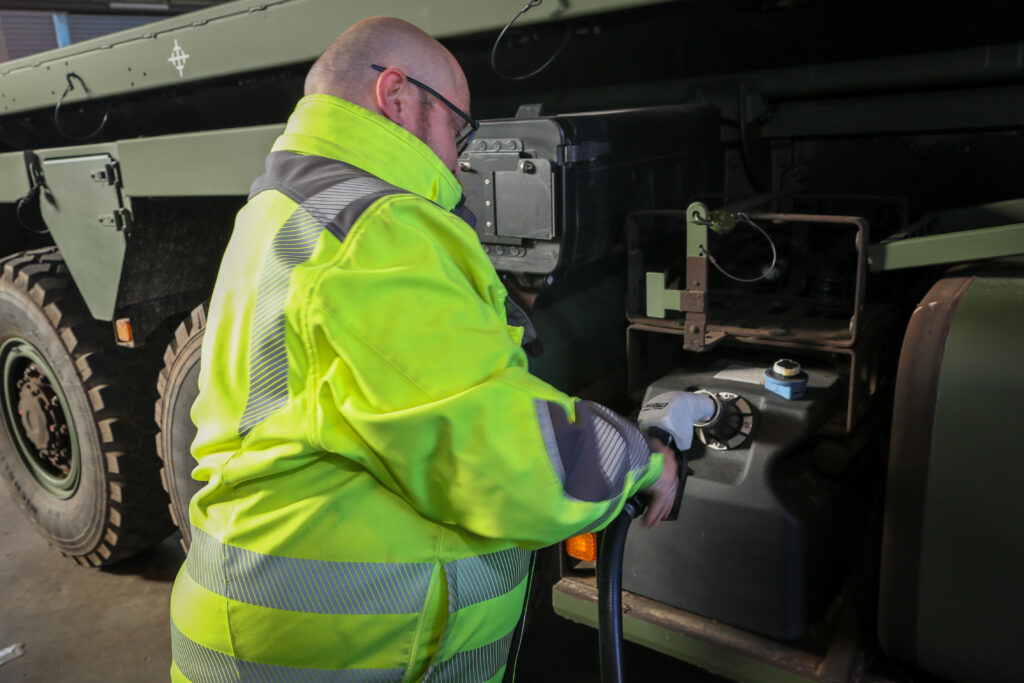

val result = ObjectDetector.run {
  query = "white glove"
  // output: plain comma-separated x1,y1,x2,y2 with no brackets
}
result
637,391,717,451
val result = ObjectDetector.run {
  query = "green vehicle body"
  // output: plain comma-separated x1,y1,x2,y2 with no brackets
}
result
0,1,1022,682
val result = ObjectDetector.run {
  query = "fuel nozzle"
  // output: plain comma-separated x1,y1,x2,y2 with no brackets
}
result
637,391,717,520
638,391,716,450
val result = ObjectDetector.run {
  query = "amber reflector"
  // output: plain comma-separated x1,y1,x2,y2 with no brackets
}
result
115,318,134,344
566,533,597,562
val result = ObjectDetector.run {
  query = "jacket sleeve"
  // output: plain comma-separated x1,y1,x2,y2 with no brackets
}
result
306,197,662,548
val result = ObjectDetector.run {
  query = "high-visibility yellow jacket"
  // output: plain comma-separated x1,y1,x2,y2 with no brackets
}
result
169,94,664,683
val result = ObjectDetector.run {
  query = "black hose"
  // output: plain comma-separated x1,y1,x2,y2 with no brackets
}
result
597,496,644,683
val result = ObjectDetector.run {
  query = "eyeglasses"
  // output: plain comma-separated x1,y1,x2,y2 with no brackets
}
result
371,64,479,154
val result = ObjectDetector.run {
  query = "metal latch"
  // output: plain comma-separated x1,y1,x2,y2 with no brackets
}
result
98,208,132,232
557,142,611,165
90,162,121,187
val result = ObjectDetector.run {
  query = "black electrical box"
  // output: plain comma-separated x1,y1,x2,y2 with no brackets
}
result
458,105,721,280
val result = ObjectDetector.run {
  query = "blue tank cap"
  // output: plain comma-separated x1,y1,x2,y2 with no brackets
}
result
764,359,808,400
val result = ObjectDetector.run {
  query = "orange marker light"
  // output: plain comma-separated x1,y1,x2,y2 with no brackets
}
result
114,318,134,344
566,533,597,562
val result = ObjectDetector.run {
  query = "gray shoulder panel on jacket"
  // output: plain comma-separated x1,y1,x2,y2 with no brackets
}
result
249,150,409,243
534,399,653,504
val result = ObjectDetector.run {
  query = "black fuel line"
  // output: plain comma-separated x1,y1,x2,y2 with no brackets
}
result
597,495,645,683
597,431,690,683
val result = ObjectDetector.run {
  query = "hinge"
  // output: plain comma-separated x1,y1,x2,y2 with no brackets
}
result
98,208,132,233
90,161,122,187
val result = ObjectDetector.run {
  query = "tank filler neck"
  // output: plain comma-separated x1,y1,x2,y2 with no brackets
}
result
693,389,755,450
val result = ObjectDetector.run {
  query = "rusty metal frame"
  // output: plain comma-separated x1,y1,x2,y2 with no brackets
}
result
751,211,868,347
627,206,870,352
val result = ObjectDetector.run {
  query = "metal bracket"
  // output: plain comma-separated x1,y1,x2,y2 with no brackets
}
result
643,202,710,318
645,272,705,316
558,141,611,165
682,202,710,351
627,203,713,351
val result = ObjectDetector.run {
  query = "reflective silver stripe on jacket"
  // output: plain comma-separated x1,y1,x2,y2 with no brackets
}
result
238,204,321,436
424,627,517,683
187,526,433,616
444,546,530,613
238,153,401,438
171,621,404,683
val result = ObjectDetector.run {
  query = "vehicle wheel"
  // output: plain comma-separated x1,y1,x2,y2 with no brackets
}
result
0,248,174,565
155,303,206,551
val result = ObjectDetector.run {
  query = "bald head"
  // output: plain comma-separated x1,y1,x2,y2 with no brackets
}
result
304,17,472,175
305,17,467,113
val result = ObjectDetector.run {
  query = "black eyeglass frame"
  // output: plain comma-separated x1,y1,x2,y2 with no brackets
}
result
370,64,479,153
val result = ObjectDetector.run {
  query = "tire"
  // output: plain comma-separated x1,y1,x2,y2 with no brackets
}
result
155,303,206,551
0,248,174,566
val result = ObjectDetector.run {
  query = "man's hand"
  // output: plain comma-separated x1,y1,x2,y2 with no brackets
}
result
642,438,679,528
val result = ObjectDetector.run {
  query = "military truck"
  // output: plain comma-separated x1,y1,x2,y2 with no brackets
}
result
0,1,1021,681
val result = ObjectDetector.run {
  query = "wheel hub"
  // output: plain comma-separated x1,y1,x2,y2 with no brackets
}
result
16,363,72,477
1,338,80,498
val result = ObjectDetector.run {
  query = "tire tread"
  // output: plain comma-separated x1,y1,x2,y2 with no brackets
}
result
155,301,208,553
0,247,174,566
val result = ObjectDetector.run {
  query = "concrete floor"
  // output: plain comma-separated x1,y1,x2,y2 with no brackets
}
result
0,489,184,682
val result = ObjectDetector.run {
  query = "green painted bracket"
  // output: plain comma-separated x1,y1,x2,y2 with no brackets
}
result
645,272,680,319
644,202,709,318
868,222,1024,271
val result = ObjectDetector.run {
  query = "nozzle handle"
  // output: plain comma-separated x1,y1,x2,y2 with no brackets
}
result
645,426,691,522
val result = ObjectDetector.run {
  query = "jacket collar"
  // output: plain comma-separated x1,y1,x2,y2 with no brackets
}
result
271,94,462,211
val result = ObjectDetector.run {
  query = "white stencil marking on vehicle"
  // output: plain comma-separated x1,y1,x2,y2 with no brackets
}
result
168,40,190,77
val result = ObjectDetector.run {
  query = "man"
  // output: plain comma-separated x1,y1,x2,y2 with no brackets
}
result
169,16,677,683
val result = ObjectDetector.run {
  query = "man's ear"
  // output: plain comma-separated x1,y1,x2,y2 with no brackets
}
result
375,67,409,126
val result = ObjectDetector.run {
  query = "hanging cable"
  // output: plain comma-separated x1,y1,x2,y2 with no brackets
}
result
14,153,49,235
491,0,572,81
15,185,48,235
701,212,778,284
54,72,109,142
